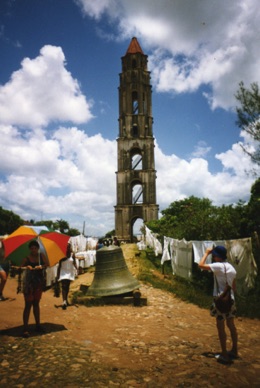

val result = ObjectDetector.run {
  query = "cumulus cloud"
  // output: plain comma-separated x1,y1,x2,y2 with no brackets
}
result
155,138,258,210
75,0,117,20
0,40,259,236
0,45,117,235
0,120,257,236
216,130,259,176
77,0,260,110
0,124,117,236
0,45,93,127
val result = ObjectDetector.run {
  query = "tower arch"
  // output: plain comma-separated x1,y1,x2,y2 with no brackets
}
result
131,147,142,170
132,217,144,242
131,180,143,204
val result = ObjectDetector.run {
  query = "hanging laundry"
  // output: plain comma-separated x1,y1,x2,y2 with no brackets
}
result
170,239,193,280
226,238,257,293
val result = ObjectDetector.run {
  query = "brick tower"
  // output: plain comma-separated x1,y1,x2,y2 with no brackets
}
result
115,37,159,242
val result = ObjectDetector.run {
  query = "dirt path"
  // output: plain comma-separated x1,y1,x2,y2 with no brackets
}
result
1,245,260,387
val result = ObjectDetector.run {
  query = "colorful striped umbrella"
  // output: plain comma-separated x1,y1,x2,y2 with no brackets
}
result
3,225,70,266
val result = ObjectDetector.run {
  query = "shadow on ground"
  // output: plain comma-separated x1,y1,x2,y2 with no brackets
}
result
0,322,67,338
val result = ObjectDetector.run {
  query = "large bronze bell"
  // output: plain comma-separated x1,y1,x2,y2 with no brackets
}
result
87,245,140,296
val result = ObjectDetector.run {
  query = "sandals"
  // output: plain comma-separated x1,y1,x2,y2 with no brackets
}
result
228,351,239,359
62,301,67,310
215,354,232,364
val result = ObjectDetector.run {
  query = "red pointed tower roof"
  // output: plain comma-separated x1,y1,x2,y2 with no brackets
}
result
126,37,144,54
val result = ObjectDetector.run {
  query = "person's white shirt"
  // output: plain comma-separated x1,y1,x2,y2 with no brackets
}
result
209,262,236,299
58,256,77,281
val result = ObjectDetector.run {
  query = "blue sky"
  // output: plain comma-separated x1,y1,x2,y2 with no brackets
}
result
0,0,259,236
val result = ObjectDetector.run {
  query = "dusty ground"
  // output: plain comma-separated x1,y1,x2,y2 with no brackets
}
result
1,244,260,387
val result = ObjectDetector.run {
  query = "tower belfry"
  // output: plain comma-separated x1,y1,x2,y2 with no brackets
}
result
115,37,159,242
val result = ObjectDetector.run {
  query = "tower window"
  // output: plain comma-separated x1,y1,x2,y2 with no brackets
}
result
132,125,138,137
143,93,147,114
132,59,137,68
131,153,142,170
132,183,143,204
132,91,138,114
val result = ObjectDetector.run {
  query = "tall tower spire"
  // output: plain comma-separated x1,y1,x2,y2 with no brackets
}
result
115,37,159,242
125,37,144,54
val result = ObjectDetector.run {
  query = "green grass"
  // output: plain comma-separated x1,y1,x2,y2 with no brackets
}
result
137,248,212,309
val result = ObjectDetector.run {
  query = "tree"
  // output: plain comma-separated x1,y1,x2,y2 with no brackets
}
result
105,230,115,238
147,196,214,240
235,81,260,166
146,196,250,241
68,228,81,236
0,207,24,235
246,178,260,237
53,219,70,233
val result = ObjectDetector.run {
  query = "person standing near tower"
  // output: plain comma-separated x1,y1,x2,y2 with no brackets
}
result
20,240,48,337
57,243,77,310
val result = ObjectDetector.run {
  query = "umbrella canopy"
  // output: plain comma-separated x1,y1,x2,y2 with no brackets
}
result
3,225,70,266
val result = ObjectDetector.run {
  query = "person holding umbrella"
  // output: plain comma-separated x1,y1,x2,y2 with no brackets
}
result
20,240,48,338
57,243,78,310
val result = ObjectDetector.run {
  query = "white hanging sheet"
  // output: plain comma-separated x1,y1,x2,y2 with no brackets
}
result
192,240,225,264
145,226,162,256
170,238,193,280
161,236,172,264
226,238,257,293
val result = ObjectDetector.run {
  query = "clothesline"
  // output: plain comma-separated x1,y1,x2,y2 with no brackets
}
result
139,226,258,294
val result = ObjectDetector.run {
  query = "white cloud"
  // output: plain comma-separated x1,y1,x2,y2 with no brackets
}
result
0,121,257,236
191,141,211,159
75,0,117,20
0,123,117,236
0,45,93,128
77,0,260,110
155,138,258,210
216,130,259,176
